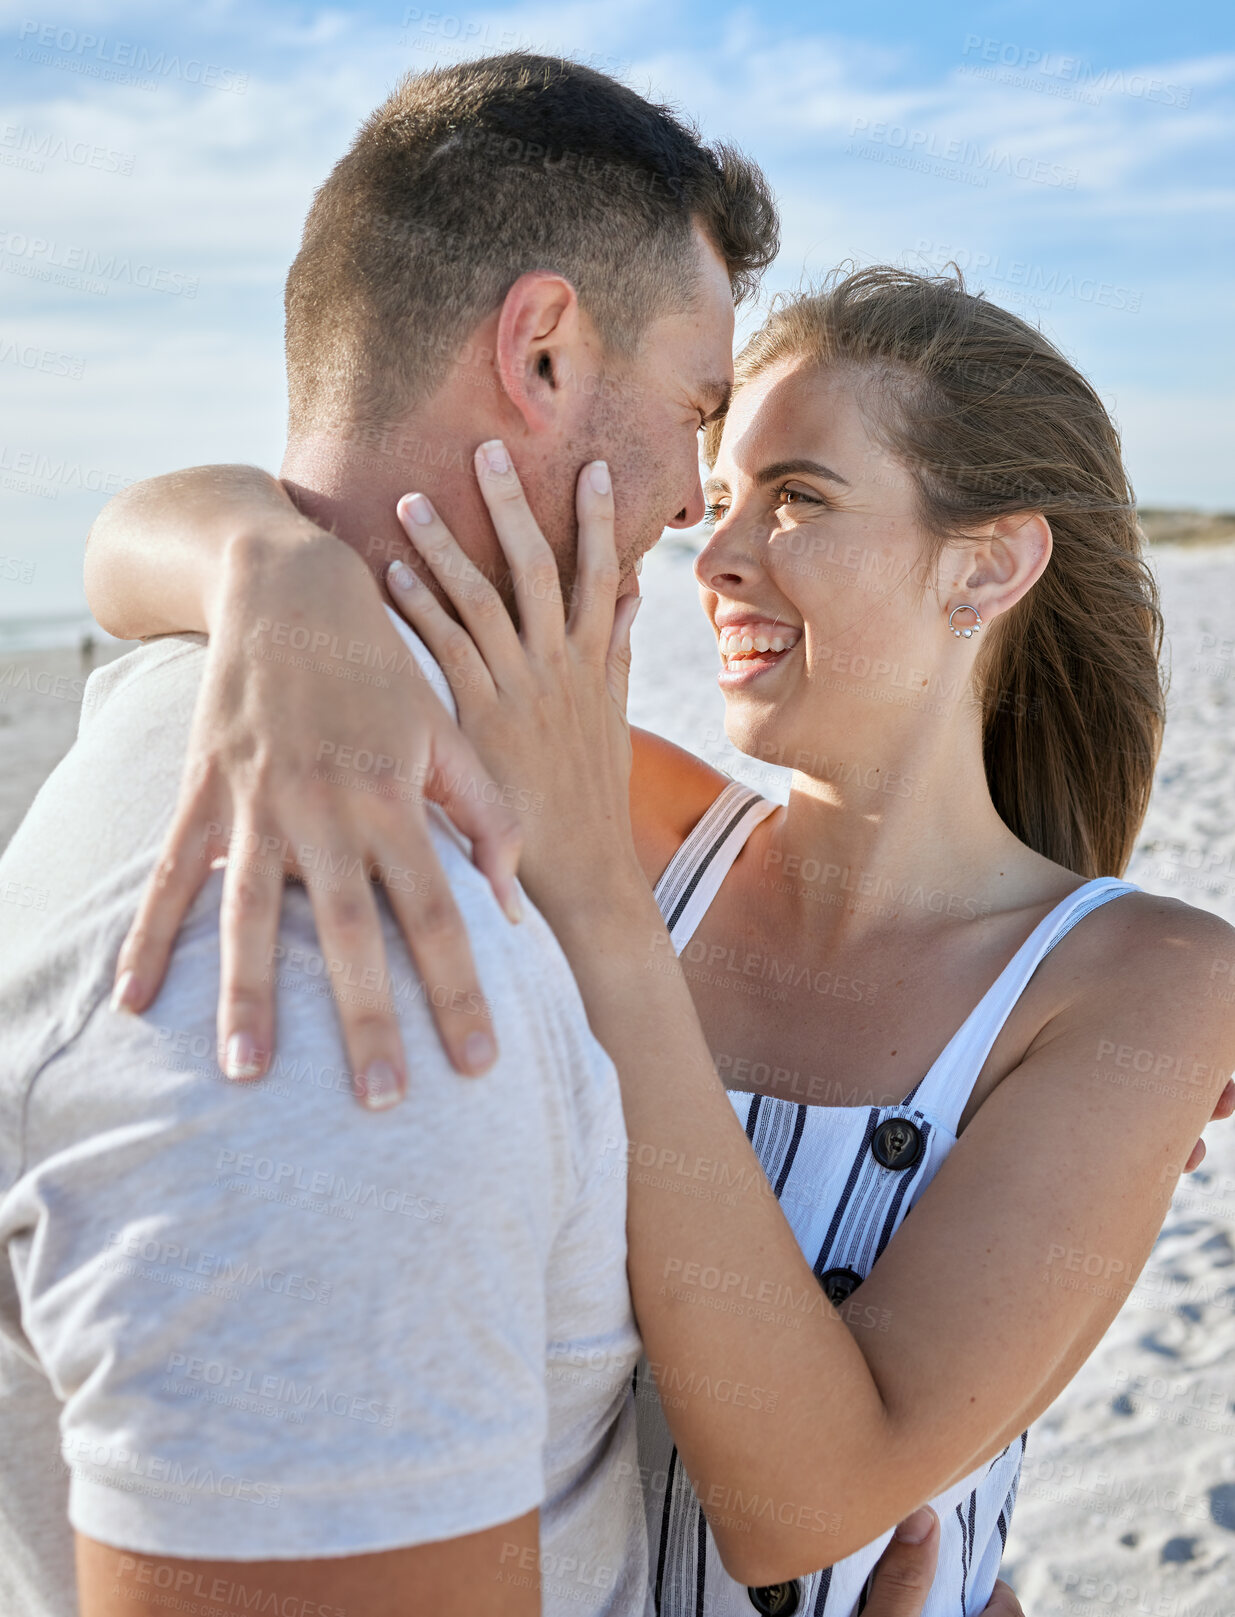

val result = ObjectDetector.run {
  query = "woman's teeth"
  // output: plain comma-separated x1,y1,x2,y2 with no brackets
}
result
718,627,801,664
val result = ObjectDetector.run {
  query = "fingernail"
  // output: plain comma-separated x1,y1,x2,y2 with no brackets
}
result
404,492,434,526
480,439,510,475
463,1030,497,1074
388,559,417,592
224,1031,265,1081
588,460,611,495
359,1060,403,1110
894,1508,935,1544
110,970,140,1014
503,886,523,925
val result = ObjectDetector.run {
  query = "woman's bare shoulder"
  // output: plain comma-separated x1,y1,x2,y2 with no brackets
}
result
1068,888,1235,974
1046,888,1235,1068
630,728,732,887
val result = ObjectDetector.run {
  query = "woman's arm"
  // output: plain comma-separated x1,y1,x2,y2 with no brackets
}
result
86,464,728,863
83,463,717,1076
391,443,1235,1583
85,465,313,639
83,465,524,1089
568,880,1235,1579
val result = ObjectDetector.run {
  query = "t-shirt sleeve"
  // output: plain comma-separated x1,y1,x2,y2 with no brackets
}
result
12,872,566,1562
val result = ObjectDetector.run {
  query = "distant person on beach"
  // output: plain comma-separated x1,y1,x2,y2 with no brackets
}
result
78,67,1235,1617
0,56,1000,1617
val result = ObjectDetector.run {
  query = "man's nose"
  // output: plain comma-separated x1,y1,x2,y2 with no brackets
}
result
665,465,706,530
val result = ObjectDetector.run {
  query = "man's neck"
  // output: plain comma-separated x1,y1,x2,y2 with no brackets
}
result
280,412,507,592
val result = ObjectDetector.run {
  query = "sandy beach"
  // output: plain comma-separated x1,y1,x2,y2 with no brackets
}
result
2,539,1234,1614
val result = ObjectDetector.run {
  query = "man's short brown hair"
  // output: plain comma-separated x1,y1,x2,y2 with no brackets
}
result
284,53,779,432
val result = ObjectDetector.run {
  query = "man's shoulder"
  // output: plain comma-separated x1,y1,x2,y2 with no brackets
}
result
80,631,209,724
4,867,595,1567
267,848,621,1189
0,632,208,924
0,630,619,1195
0,636,210,1161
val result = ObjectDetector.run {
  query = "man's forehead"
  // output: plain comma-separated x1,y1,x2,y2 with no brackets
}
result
677,301,736,400
638,226,735,391
648,317,733,403
685,223,737,355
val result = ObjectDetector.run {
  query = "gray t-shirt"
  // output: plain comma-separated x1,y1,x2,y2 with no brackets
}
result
0,626,646,1615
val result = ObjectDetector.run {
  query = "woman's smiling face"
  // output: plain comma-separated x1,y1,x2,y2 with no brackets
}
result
695,357,960,769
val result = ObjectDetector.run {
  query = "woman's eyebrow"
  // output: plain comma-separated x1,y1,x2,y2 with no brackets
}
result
758,457,851,487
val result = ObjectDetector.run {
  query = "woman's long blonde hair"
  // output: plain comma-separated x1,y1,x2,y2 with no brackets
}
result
705,266,1165,878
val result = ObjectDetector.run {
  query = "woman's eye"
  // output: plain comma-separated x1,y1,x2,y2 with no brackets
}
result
775,485,825,513
703,503,729,525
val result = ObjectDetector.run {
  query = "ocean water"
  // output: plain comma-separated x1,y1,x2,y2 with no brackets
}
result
0,611,121,654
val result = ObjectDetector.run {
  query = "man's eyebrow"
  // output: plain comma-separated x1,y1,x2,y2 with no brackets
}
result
758,457,851,487
698,379,732,420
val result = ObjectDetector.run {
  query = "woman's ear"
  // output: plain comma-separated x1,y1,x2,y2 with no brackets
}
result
957,512,1053,624
494,271,584,435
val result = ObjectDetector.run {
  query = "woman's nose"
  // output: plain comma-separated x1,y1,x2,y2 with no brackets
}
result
694,523,751,593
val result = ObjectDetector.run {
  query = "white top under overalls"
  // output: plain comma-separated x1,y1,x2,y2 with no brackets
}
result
638,781,1138,1617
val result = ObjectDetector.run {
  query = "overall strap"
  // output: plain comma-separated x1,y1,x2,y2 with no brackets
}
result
905,877,1139,1132
653,781,778,954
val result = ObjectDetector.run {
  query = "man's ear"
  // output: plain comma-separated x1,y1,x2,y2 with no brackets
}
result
494,271,585,435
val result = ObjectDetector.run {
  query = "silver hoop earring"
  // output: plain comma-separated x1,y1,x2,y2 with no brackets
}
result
948,604,982,639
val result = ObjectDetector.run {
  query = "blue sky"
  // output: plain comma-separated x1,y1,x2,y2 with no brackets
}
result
1,0,1232,624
